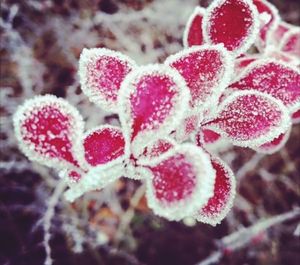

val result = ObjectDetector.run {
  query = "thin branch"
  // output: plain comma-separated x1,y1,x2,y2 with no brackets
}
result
195,208,300,265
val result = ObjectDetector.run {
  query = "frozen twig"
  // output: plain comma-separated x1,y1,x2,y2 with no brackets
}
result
43,180,67,265
196,208,300,265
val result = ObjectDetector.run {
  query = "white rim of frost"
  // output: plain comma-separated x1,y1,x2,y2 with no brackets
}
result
79,47,137,112
194,156,236,226
64,162,124,202
182,6,206,48
13,94,86,171
253,126,291,154
231,58,300,112
83,124,129,169
145,144,216,221
165,44,234,112
118,64,190,159
212,90,291,148
255,0,280,51
202,0,260,57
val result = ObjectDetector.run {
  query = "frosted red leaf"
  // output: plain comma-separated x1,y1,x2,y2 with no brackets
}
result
118,64,190,157
280,28,300,59
231,60,300,111
165,45,233,110
292,109,300,124
13,95,84,170
195,157,236,226
203,0,259,56
137,138,176,166
174,113,201,142
183,7,205,47
79,48,136,112
253,0,279,49
264,48,299,65
235,55,258,74
197,128,221,146
210,91,291,148
146,144,215,221
254,129,291,154
272,22,294,45
83,126,125,167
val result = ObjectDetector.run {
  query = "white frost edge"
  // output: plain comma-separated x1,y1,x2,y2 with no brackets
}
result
183,6,206,48
13,94,86,171
136,137,177,166
64,162,124,202
263,46,300,67
278,27,300,62
202,0,260,57
211,90,292,148
231,58,300,112
117,64,190,159
145,144,216,221
255,0,280,52
78,47,137,113
165,44,234,112
83,124,129,169
194,156,236,226
253,126,291,154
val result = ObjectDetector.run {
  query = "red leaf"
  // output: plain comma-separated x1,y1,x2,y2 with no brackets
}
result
195,156,236,226
271,22,294,45
231,60,300,111
253,0,279,49
183,7,205,47
83,126,125,167
292,109,300,124
118,64,190,157
79,48,136,112
254,129,291,154
146,144,215,221
13,95,84,170
280,28,300,59
210,91,291,148
165,45,233,110
203,0,259,56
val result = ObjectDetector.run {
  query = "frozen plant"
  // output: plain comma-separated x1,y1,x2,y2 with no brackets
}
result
13,0,299,226
183,0,300,154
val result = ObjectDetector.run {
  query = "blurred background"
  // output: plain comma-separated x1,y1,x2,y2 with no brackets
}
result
1,0,300,264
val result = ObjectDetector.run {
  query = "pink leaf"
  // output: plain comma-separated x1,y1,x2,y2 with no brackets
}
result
271,22,294,45
146,144,216,221
118,64,190,157
210,90,291,148
292,109,300,124
264,48,299,65
195,156,236,226
280,28,300,59
231,60,300,111
79,48,136,112
183,7,205,47
254,128,291,154
137,138,176,166
203,0,259,56
253,0,279,49
235,55,258,74
196,128,222,146
174,113,201,142
13,95,85,170
83,126,126,167
165,45,233,110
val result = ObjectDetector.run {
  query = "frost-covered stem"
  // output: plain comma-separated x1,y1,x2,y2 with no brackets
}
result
195,208,300,265
114,183,146,244
43,180,67,265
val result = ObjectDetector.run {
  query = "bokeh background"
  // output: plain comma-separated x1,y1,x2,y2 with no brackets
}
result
1,0,300,265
